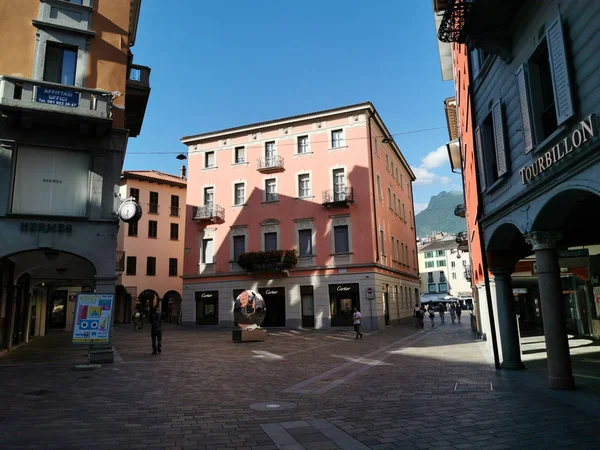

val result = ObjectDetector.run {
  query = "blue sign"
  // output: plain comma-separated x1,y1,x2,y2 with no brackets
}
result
35,87,79,108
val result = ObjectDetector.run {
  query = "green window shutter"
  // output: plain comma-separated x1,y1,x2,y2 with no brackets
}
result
516,64,534,153
474,126,486,191
547,17,574,126
492,100,508,177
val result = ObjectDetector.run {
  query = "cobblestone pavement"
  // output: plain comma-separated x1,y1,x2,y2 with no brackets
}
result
1,319,599,449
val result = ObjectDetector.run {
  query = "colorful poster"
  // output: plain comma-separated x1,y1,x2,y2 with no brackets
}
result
72,293,114,344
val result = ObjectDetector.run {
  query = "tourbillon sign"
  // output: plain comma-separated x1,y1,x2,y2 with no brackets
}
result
118,198,142,223
21,222,72,233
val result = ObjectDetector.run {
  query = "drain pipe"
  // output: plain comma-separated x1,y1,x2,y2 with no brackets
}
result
367,111,378,332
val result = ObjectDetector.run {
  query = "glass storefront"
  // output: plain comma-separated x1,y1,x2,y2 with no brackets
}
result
195,291,219,325
329,283,359,326
259,287,286,327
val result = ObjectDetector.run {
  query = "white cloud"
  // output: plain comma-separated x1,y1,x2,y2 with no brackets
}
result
421,145,448,169
414,202,429,214
413,167,452,185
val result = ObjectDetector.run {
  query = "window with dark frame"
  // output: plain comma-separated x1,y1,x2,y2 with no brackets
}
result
428,284,437,293
332,130,344,148
205,151,215,168
128,221,138,237
146,257,156,276
334,225,349,253
126,256,136,275
149,191,158,214
148,220,157,238
129,188,140,202
264,232,277,251
170,195,179,216
235,146,246,163
168,258,178,277
202,238,214,264
428,272,434,283
43,43,77,86
298,229,312,257
233,235,245,261
170,223,179,240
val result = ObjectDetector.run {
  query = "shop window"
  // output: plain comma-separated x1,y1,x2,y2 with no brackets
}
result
428,284,436,293
438,283,448,292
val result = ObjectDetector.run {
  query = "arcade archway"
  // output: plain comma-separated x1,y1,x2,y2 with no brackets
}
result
162,290,182,322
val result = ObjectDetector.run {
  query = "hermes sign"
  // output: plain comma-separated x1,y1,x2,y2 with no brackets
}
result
519,115,595,184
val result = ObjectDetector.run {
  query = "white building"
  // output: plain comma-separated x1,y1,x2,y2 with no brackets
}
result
418,236,472,305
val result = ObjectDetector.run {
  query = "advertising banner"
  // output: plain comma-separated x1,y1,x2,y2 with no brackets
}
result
72,293,114,344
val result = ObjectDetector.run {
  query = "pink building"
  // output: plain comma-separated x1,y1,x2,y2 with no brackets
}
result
116,170,186,322
180,102,419,330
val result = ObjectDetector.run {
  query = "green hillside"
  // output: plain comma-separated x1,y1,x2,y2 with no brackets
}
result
415,191,466,238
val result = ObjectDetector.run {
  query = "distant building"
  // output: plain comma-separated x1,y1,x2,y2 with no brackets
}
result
116,170,186,323
180,102,420,330
418,236,472,306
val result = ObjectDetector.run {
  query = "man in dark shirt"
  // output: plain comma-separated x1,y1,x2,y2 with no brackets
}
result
149,307,162,355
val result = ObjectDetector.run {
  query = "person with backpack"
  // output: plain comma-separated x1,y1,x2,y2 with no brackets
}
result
149,306,163,355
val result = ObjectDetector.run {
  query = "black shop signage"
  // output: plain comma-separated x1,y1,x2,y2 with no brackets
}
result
261,288,284,297
196,291,218,300
329,283,359,294
21,222,72,234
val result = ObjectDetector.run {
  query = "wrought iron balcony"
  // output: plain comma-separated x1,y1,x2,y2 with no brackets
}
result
322,187,354,207
257,155,284,173
116,251,125,273
193,204,225,222
0,76,112,123
237,250,298,273
454,204,466,218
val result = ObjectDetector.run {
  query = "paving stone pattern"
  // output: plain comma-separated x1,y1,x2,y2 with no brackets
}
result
0,319,599,449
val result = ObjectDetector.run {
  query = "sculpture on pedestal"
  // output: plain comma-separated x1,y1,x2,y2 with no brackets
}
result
232,290,267,342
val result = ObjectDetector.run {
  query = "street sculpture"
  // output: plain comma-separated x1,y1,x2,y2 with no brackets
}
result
232,290,267,342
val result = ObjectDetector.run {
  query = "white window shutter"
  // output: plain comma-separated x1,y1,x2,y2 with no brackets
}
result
492,100,508,177
470,50,480,79
547,17,574,125
474,126,486,191
516,64,534,153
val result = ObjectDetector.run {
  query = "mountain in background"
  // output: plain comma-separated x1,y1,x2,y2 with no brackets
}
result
415,191,466,238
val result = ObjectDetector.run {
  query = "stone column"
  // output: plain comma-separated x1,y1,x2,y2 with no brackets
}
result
525,231,574,389
491,266,524,369
89,275,116,364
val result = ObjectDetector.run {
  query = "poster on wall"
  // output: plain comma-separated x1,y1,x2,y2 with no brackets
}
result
72,293,114,345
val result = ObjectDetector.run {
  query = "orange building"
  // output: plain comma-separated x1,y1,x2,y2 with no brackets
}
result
116,170,187,323
0,0,150,360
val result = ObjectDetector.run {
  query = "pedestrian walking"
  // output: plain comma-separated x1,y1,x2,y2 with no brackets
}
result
428,308,435,327
456,303,462,323
438,304,445,324
450,303,456,323
353,307,363,339
149,306,163,355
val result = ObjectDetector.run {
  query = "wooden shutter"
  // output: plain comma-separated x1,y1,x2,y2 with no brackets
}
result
474,126,486,191
547,17,574,125
492,100,508,177
516,64,534,153
470,49,480,79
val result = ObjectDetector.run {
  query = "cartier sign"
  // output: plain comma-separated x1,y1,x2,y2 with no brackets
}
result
21,222,72,233
519,115,595,184
337,286,352,291
201,293,213,298
265,289,279,295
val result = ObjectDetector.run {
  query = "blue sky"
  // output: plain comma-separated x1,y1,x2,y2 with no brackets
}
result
124,0,462,213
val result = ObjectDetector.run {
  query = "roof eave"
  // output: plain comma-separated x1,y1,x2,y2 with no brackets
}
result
129,0,142,47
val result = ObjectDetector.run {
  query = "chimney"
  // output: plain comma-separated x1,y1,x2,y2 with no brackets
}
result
180,165,187,180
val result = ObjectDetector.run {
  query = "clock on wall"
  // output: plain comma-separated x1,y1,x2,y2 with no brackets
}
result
118,198,142,223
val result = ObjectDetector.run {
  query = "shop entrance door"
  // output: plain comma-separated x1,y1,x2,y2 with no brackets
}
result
195,291,219,325
383,290,390,326
259,287,286,327
48,290,67,329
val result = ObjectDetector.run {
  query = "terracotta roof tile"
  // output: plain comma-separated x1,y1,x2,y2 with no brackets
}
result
122,170,187,186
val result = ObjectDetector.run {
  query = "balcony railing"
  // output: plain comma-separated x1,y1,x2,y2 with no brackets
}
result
257,155,284,172
193,204,225,222
116,251,125,273
454,204,466,218
0,76,112,121
237,250,298,273
322,187,354,207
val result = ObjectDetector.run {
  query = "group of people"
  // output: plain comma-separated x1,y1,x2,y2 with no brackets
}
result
414,302,462,327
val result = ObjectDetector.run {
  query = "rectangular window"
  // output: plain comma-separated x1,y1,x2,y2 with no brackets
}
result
436,250,445,257
439,271,446,282
401,243,405,264
148,220,157,238
298,174,310,197
128,222,138,237
380,229,385,255
170,223,179,240
146,257,156,276
385,154,389,170
168,258,178,277
376,174,382,199
374,138,379,155
402,203,406,220
67,0,83,4
265,141,276,165
425,261,434,268
387,188,392,208
391,236,395,260
126,256,136,275
264,232,277,251
393,194,397,214
428,284,437,293
205,151,215,168
437,260,446,267
425,252,433,259
202,238,214,264
43,43,77,86
170,195,180,216
298,229,313,257
233,235,245,261
235,146,246,163
438,283,448,292
204,187,214,205
334,225,349,253
452,272,457,280
130,188,140,202
265,178,277,202
451,261,456,268
396,168,399,181
149,191,158,214
428,273,434,283
413,250,416,268
332,168,346,201
234,183,245,205
297,136,309,154
331,129,344,148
